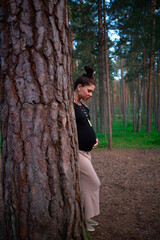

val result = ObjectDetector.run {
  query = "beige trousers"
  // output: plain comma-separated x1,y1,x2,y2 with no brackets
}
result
78,150,100,219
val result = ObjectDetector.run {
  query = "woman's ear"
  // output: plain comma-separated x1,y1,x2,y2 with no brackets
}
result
77,84,82,92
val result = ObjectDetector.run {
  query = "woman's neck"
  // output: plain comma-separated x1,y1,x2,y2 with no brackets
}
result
74,91,81,105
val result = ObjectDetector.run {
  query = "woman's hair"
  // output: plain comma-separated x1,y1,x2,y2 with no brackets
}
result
74,66,95,90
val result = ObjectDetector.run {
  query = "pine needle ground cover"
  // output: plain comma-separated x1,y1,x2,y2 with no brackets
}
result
96,121,160,149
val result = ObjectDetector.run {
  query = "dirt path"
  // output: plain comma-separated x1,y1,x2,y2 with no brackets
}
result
90,148,160,240
0,148,160,240
0,160,6,240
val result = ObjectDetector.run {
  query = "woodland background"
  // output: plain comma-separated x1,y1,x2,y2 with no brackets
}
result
0,0,160,239
69,0,160,149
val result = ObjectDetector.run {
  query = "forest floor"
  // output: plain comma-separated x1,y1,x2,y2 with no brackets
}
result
90,148,160,240
0,148,160,240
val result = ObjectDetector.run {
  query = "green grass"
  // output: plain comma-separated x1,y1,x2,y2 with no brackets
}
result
96,120,160,149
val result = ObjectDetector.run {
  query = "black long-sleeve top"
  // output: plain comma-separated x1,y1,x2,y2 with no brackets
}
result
74,102,96,152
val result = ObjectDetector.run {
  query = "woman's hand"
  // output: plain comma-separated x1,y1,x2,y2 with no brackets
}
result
92,138,99,149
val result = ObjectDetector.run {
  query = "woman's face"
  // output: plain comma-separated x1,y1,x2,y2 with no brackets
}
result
78,84,95,101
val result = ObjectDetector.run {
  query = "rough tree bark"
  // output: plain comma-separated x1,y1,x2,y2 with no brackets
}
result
0,1,87,239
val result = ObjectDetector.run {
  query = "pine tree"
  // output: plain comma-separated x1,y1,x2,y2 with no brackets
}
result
0,1,87,239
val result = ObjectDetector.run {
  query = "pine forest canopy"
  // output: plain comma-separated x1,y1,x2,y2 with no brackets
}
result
69,0,160,135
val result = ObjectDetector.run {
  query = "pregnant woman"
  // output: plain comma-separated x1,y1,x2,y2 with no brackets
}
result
74,66,100,232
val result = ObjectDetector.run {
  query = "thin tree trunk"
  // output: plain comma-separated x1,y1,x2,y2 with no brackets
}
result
125,80,128,116
152,45,159,131
131,36,137,132
157,49,160,133
98,0,106,134
153,64,157,128
137,85,144,132
133,79,137,132
128,85,131,113
143,78,148,127
146,0,156,132
103,0,112,149
0,1,86,239
141,46,147,127
119,81,121,118
147,66,153,132
92,91,99,132
112,80,116,121
120,53,126,127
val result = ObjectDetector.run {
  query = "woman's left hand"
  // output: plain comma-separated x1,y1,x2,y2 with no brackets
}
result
92,138,99,149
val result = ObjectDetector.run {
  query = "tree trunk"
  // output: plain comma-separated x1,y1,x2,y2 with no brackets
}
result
146,65,153,132
0,1,87,239
120,53,126,127
157,49,160,133
131,37,137,132
133,79,137,132
153,63,157,128
137,85,144,132
92,91,99,132
143,78,148,128
98,0,107,134
118,81,121,118
103,0,112,149
146,0,156,132
125,79,128,116
112,80,116,121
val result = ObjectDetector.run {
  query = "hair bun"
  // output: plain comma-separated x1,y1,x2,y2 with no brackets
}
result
84,66,94,76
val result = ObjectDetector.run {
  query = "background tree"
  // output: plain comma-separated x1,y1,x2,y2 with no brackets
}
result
157,50,160,133
103,0,112,148
0,1,88,239
98,0,107,134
